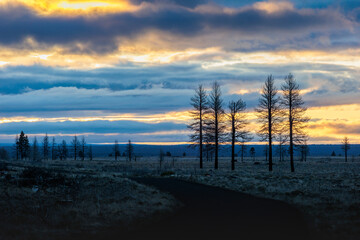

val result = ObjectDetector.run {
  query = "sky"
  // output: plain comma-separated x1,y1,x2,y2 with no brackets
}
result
0,0,360,145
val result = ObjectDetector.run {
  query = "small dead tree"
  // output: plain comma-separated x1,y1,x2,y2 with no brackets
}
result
42,133,50,161
32,137,40,162
250,147,255,161
88,145,93,161
255,75,282,171
228,98,252,170
341,137,350,162
14,135,19,161
126,140,134,162
81,136,86,161
159,149,164,170
298,138,309,162
114,140,120,161
275,133,287,162
239,140,247,162
59,140,68,161
51,137,56,160
71,135,80,161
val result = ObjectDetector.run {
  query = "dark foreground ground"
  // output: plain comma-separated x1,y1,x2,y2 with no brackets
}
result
86,177,312,240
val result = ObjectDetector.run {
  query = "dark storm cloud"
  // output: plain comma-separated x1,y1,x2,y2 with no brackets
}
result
0,3,352,53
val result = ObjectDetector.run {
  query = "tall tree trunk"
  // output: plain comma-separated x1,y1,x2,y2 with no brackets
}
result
231,116,235,170
200,109,203,169
345,149,347,162
290,98,295,172
215,113,218,169
268,109,273,171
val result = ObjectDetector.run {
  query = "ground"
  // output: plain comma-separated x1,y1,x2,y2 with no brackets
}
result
0,156,359,240
0,160,178,240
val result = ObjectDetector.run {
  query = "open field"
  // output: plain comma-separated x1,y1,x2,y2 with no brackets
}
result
0,160,179,240
0,156,359,239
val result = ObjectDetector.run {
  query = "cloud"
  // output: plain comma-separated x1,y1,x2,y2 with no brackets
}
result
0,119,186,135
0,1,354,53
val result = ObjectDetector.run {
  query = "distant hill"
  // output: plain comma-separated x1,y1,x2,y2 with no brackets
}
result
1,143,359,158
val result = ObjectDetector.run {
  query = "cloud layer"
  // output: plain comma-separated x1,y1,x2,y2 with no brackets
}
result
0,0,359,144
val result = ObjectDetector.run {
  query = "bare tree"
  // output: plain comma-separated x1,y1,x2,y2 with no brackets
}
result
275,133,287,162
255,75,282,171
126,140,134,162
204,142,214,162
298,138,309,162
114,140,120,161
42,133,50,161
239,140,247,162
14,134,19,161
341,137,350,162
58,140,68,161
250,147,255,161
88,144,93,161
159,149,164,170
80,136,86,161
51,137,56,160
71,135,80,161
228,98,252,170
205,81,226,169
188,84,207,169
32,137,40,162
264,145,268,163
281,73,310,172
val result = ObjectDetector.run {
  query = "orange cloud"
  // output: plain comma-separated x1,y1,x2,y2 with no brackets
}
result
0,0,139,16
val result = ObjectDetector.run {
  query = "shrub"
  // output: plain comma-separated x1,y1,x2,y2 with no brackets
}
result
161,171,175,177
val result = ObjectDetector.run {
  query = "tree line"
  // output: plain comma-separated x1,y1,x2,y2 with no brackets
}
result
13,132,135,162
188,74,309,172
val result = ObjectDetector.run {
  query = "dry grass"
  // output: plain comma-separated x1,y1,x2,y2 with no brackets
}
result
1,156,359,240
0,160,178,240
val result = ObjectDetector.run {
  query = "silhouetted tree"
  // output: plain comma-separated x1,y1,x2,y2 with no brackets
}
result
341,137,350,162
126,140,134,162
281,73,310,172
205,82,226,169
88,145,93,161
188,84,207,169
264,145,268,162
71,135,80,161
239,140,247,162
18,131,30,160
275,133,287,162
298,139,309,162
42,133,50,161
114,140,120,161
250,147,255,161
32,137,40,162
14,135,19,161
228,98,252,170
59,140,68,161
51,137,56,160
166,151,171,157
159,149,164,169
255,75,282,171
0,147,8,160
81,136,86,161
331,151,336,157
